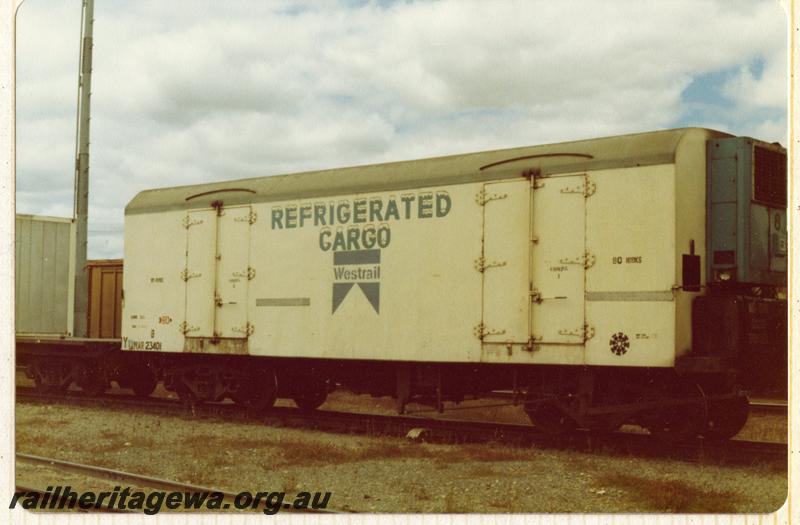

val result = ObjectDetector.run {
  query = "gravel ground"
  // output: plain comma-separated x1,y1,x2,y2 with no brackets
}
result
15,400,787,514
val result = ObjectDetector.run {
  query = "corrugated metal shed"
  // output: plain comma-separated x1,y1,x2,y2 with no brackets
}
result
15,214,76,335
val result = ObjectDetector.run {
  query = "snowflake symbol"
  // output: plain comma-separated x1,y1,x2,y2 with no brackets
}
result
609,332,630,356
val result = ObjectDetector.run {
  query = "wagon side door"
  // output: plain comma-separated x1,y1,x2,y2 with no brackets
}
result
214,205,253,338
531,174,588,344
183,209,217,337
480,179,531,344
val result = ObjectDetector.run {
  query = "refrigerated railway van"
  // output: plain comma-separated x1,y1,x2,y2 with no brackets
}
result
21,127,787,440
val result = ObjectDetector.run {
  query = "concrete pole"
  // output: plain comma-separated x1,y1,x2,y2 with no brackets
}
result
73,0,94,338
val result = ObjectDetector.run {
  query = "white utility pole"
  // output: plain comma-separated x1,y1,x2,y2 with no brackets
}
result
73,0,94,338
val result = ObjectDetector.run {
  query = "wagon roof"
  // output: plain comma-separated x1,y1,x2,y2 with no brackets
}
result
126,127,731,215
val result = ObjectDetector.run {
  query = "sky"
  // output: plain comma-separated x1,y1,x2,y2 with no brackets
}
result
15,0,788,259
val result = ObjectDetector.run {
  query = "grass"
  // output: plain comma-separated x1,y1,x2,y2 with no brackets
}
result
405,482,431,502
465,464,501,478
14,401,539,474
99,429,123,440
594,472,742,513
13,398,787,513
269,440,539,467
443,491,460,513
181,434,269,450
17,426,157,457
16,432,51,448
486,485,527,512
16,415,71,428
156,431,542,469
281,473,298,493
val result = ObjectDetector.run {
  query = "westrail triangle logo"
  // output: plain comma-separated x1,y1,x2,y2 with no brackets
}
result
332,249,380,314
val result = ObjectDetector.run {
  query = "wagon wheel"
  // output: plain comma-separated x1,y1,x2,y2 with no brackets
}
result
702,393,749,441
129,365,158,397
292,378,329,412
525,402,577,435
30,360,70,394
232,367,278,414
33,374,68,394
76,363,108,397
645,380,707,444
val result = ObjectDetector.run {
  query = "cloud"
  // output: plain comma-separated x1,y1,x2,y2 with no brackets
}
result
722,48,787,112
15,0,787,258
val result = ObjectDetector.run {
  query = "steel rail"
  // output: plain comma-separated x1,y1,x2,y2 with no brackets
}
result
489,390,789,416
750,400,788,415
15,453,341,514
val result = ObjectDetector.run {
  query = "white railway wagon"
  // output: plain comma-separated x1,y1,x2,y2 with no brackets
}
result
123,128,713,364
113,127,787,438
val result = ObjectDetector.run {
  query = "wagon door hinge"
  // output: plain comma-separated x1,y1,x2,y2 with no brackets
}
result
182,216,203,229
520,168,546,189
558,324,595,342
179,321,200,335
233,266,256,280
559,251,596,269
521,167,541,180
530,289,567,303
231,323,255,336
525,336,542,351
559,176,596,198
234,211,258,224
475,189,508,206
473,322,506,340
585,179,597,197
181,268,201,281
474,256,507,272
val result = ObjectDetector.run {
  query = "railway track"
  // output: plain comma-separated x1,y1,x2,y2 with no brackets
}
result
489,391,788,417
15,387,786,466
749,400,789,415
15,452,341,514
